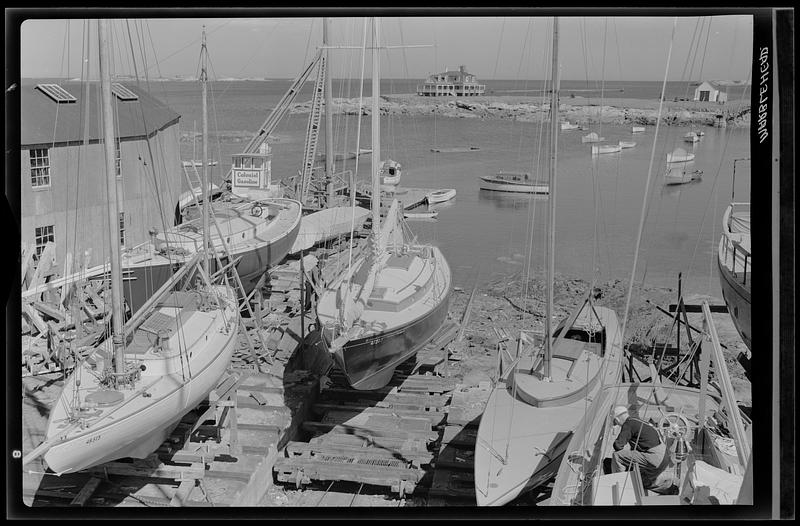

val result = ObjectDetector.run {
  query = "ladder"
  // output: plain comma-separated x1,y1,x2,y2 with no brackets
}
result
300,55,326,203
241,50,322,156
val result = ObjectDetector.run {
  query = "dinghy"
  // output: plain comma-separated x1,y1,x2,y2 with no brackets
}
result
618,141,636,149
426,188,457,204
592,144,622,155
666,148,695,163
684,131,700,143
582,132,605,143
632,126,646,133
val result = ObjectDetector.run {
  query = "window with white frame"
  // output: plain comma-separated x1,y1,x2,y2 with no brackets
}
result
30,148,51,188
34,225,54,258
115,138,122,177
119,212,126,247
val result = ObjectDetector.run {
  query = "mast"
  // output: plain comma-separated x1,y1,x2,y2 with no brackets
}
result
370,17,381,233
324,17,335,206
200,26,210,273
544,17,560,379
98,19,126,377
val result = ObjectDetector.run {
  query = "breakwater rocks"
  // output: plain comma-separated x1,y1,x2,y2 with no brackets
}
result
290,94,750,128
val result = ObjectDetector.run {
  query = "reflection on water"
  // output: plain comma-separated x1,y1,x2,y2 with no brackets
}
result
478,189,548,210
660,178,703,198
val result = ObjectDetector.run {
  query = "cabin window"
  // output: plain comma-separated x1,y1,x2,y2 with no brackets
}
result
233,157,242,169
34,225,54,258
243,157,252,169
29,148,51,188
115,138,122,177
252,158,263,170
119,212,126,247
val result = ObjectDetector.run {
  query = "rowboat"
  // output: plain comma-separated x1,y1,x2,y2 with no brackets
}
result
684,132,700,143
632,126,646,133
430,146,481,153
591,144,622,155
479,172,550,194
618,141,636,149
426,188,457,204
582,132,605,143
666,148,695,163
561,121,580,130
663,166,702,185
404,211,438,220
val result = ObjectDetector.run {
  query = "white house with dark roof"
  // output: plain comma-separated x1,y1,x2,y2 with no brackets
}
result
417,65,486,97
21,80,183,270
693,81,728,103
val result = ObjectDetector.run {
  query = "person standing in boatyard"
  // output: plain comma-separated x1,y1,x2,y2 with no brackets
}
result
611,405,667,485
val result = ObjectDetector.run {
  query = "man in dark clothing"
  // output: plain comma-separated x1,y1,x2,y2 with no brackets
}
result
611,406,667,484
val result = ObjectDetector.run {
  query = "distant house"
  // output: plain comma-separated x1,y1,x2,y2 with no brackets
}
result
21,81,183,270
693,81,728,103
417,65,486,97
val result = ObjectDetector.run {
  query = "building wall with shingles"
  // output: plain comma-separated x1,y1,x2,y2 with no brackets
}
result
21,81,183,269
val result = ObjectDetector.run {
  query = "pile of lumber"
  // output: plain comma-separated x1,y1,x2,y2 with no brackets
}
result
21,242,110,376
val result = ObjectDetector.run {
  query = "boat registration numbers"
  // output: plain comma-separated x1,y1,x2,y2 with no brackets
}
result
85,435,101,444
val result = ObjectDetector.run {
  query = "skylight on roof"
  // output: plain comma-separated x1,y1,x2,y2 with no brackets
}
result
111,83,139,101
35,84,77,103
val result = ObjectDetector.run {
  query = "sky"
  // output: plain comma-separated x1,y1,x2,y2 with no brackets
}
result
19,15,753,82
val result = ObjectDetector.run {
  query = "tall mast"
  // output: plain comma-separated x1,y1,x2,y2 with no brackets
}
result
370,17,381,233
98,19,125,376
544,17,560,379
200,26,210,273
324,17,335,206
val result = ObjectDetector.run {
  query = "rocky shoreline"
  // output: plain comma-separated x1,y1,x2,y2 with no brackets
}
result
291,93,751,128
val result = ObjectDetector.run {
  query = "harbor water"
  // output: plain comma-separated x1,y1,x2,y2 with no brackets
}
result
156,79,750,297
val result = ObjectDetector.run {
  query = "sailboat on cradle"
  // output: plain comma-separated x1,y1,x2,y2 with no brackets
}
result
548,301,752,506
120,28,302,314
23,20,240,475
474,17,624,506
316,17,452,390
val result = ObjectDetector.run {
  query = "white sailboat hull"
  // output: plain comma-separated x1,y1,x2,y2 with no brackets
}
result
42,286,239,474
474,306,623,506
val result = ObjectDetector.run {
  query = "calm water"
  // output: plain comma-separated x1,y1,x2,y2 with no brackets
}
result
154,80,751,296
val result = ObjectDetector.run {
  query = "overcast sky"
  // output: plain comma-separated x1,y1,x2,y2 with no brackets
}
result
20,15,753,82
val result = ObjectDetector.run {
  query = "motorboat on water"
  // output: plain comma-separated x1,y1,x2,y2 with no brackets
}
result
479,172,549,194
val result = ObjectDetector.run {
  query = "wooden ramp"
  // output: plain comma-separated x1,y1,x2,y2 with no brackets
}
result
23,370,317,507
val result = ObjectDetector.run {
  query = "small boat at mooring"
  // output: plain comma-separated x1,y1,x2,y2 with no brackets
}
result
632,125,646,134
426,188,457,204
684,131,701,143
561,121,580,131
618,140,636,149
479,172,550,194
666,148,695,163
404,211,438,220
379,159,402,186
582,132,605,143
663,166,702,185
430,146,481,153
592,144,622,155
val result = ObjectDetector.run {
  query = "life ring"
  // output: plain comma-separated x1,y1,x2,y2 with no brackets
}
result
250,204,263,217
